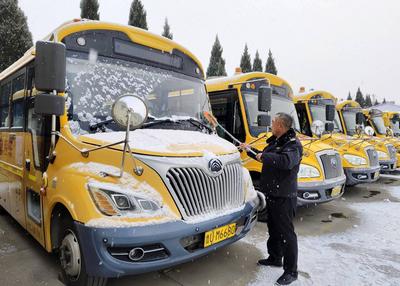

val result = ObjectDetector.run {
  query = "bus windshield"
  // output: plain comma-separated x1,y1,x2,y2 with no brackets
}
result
243,91,300,137
371,116,387,135
342,110,361,135
309,104,342,132
65,51,210,136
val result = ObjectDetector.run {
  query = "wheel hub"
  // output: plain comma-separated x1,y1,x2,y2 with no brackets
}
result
60,230,81,279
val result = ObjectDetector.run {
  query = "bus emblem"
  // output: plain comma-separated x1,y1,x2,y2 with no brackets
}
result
208,159,223,175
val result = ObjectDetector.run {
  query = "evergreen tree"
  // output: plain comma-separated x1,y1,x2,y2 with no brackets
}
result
265,49,278,75
365,94,372,107
0,0,33,72
383,98,386,103
206,35,227,77
162,18,173,39
239,44,252,73
80,0,99,20
374,98,379,106
355,87,365,107
347,92,352,100
252,50,263,72
128,0,148,30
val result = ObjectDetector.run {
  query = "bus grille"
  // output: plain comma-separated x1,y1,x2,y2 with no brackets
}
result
166,163,244,219
386,144,397,161
366,148,379,167
320,153,343,179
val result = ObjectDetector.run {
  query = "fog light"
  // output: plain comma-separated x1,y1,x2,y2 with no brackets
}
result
357,174,368,180
128,248,145,261
303,192,318,199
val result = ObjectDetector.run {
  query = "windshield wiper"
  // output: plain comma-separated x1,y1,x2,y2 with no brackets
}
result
179,118,213,133
142,118,183,128
89,119,114,132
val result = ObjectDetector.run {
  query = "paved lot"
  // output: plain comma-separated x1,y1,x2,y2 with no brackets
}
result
0,175,399,286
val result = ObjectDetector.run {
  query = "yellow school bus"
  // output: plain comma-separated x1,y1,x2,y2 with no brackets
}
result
294,91,382,186
206,72,346,207
0,20,263,285
362,108,400,164
382,111,400,137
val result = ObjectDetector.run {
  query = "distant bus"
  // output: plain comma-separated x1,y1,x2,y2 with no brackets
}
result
0,20,263,286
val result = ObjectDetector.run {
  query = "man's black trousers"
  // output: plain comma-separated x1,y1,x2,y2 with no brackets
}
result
266,196,298,273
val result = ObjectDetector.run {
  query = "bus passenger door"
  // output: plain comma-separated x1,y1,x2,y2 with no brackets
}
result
23,68,51,247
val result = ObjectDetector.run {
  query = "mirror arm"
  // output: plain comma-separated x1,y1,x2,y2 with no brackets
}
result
47,90,58,162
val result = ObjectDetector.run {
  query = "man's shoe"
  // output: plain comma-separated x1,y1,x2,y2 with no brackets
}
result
276,272,298,285
257,258,283,267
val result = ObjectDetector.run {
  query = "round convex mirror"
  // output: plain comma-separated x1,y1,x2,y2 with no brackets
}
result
112,95,148,129
364,126,375,136
311,120,324,137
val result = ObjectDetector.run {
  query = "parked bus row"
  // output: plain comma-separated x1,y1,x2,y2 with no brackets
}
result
0,19,399,286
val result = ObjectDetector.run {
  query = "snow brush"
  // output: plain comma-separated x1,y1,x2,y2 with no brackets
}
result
203,111,258,156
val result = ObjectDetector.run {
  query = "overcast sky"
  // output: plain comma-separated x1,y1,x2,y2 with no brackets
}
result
19,0,400,103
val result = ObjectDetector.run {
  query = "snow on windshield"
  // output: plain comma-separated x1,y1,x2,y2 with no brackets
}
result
65,52,209,136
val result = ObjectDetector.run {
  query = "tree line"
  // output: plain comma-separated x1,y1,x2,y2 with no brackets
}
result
347,87,386,108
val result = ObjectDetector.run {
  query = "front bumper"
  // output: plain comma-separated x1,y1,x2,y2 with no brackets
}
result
344,165,381,186
379,158,397,173
74,202,258,278
297,174,346,206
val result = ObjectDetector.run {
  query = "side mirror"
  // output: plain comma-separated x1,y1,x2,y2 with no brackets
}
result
257,114,271,127
34,93,65,116
35,41,66,92
364,126,375,136
325,122,334,132
356,112,364,125
325,105,335,122
311,120,324,137
258,86,272,112
112,95,148,129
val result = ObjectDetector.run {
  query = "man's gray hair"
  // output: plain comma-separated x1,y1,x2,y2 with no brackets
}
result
275,112,293,130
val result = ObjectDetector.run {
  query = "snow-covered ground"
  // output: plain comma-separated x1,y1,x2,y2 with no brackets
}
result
246,182,400,286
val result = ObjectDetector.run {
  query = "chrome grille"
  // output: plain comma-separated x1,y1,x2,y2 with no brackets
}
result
366,148,379,167
166,163,244,218
386,144,397,160
320,153,343,179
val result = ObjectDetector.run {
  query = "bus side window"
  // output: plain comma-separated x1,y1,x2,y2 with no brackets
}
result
209,90,245,143
11,73,26,129
295,103,312,137
0,81,11,128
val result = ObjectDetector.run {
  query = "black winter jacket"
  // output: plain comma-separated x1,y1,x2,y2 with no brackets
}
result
248,128,303,198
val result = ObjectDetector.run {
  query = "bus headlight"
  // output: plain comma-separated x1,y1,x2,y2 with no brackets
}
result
88,184,160,216
243,168,257,202
298,164,320,178
376,150,389,160
343,154,367,166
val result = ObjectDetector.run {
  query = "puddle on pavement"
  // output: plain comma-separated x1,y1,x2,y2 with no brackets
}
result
321,219,332,223
331,212,348,219
383,179,397,184
363,190,381,198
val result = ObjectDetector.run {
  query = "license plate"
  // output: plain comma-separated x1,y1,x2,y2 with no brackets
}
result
331,186,342,197
374,171,380,179
204,223,236,248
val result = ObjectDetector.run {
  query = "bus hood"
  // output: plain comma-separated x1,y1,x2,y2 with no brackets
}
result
79,129,238,157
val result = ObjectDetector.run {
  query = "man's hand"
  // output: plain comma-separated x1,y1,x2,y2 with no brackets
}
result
256,153,263,161
239,143,250,151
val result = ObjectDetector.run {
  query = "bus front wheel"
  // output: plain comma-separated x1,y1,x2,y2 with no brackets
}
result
58,217,108,286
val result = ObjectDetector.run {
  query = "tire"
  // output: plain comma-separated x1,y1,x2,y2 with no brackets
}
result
58,216,108,286
253,180,268,223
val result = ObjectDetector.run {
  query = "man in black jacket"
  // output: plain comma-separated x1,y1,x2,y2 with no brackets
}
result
240,112,303,285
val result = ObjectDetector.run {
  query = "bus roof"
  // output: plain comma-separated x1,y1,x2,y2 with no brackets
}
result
294,90,336,103
0,19,204,81
336,100,361,110
205,71,292,93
